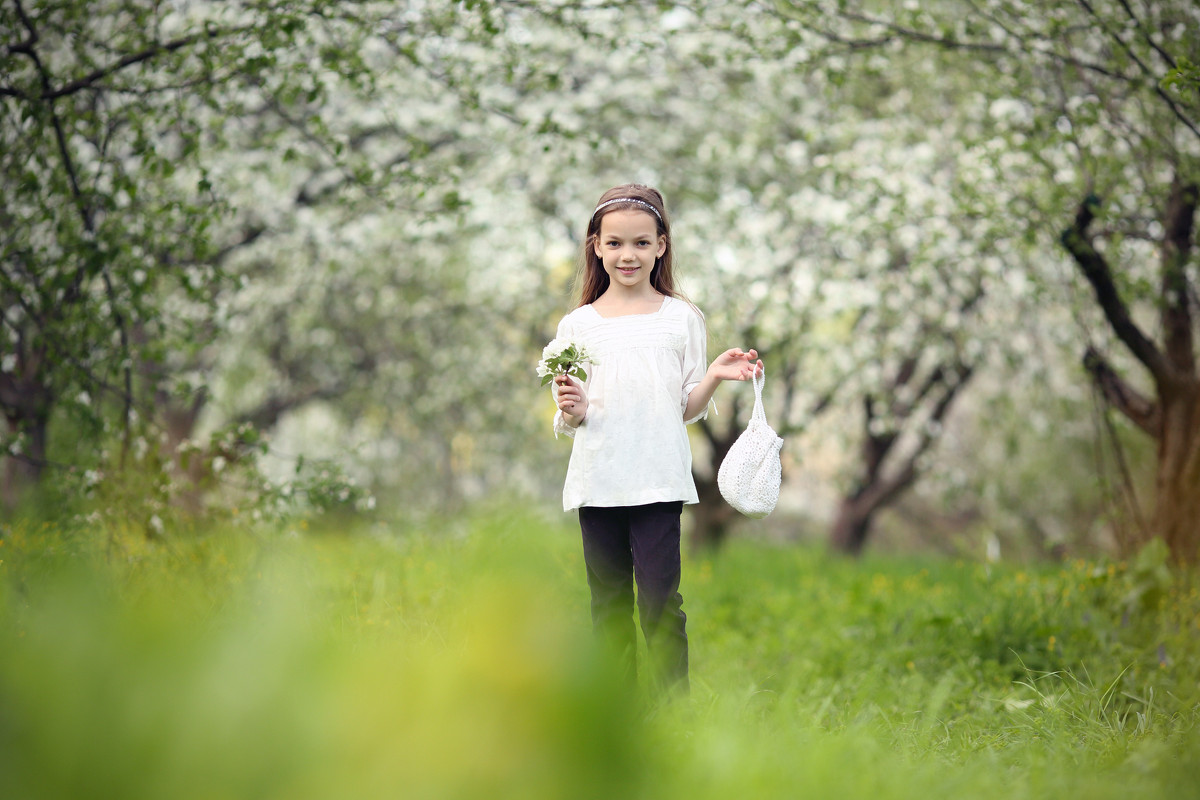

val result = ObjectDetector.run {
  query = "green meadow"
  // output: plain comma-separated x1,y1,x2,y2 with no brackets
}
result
1,507,1197,799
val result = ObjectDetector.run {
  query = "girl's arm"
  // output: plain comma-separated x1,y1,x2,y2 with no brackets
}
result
683,348,763,422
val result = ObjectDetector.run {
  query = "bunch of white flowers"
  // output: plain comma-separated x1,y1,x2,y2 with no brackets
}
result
536,338,596,386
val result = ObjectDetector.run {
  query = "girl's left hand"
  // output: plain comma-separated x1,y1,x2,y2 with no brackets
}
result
709,348,764,382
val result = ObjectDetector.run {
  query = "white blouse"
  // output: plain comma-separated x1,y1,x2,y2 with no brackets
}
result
551,295,709,511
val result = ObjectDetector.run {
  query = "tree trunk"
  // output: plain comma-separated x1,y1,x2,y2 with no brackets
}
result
1065,181,1199,565
688,418,740,553
830,493,872,556
0,360,54,513
160,391,208,515
689,474,738,553
2,413,48,512
827,364,969,556
1154,385,1200,564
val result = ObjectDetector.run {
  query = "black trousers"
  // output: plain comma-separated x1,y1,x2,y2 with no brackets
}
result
578,502,688,691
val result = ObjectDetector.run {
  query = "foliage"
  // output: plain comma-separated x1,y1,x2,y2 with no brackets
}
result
743,0,1200,557
0,0,390,490
0,0,565,512
0,508,1197,798
1162,56,1200,99
5,0,1195,558
31,412,374,538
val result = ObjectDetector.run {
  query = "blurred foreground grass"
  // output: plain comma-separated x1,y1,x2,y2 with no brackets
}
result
1,506,1197,799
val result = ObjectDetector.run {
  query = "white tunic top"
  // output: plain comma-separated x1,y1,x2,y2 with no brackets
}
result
551,295,709,511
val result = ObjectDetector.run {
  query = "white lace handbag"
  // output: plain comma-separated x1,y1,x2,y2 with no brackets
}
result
717,370,783,518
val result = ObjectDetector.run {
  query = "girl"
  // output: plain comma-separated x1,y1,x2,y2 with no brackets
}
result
550,183,762,691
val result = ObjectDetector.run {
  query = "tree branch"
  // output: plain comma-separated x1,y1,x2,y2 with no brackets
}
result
235,383,347,432
100,268,133,467
848,444,917,516
1161,176,1197,376
861,394,899,480
848,356,973,517
696,417,721,452
44,26,249,100
7,0,38,55
800,2,1130,81
1061,194,1173,384
764,0,1198,139
12,0,91,238
1083,346,1160,437
1115,0,1177,71
208,224,269,266
0,261,42,326
924,363,973,433
1075,0,1200,139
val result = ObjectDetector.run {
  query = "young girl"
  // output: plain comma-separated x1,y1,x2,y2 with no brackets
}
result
550,184,762,691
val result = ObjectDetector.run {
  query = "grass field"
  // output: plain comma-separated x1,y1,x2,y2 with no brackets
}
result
1,505,1198,799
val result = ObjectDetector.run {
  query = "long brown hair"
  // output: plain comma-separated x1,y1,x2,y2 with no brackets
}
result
574,184,678,307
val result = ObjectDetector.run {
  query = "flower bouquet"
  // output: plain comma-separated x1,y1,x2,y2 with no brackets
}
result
537,338,595,387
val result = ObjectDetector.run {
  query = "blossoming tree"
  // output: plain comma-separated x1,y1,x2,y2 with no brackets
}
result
760,0,1200,562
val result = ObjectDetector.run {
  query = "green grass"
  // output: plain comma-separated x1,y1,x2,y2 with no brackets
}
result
1,506,1197,799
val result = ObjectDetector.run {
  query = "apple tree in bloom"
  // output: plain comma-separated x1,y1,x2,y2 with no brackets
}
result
759,0,1200,562
0,0,568,516
0,0,382,508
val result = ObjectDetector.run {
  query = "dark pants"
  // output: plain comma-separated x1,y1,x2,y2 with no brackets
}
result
578,502,688,691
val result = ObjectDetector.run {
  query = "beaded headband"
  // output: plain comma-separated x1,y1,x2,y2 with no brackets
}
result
592,197,663,222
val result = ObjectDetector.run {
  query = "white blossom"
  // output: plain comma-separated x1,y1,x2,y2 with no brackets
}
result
541,338,571,360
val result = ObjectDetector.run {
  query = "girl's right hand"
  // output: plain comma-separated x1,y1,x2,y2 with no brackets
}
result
554,374,589,425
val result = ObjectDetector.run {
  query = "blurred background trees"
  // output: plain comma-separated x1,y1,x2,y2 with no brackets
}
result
2,0,1196,563
760,0,1200,561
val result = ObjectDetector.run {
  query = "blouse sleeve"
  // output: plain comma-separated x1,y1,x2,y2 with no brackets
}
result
681,304,710,425
550,315,582,439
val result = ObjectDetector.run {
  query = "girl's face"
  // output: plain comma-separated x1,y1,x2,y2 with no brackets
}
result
593,210,666,293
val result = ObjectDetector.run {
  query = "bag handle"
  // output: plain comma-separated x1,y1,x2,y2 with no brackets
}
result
750,368,767,426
